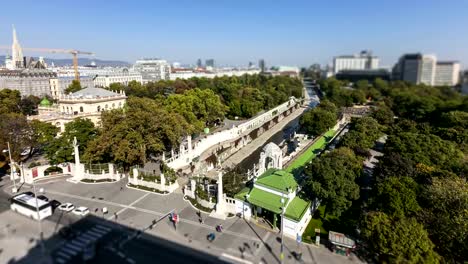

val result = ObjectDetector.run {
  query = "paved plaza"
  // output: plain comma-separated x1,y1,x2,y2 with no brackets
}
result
0,176,366,263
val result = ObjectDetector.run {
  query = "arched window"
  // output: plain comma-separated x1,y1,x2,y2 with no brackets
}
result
112,103,115,108
105,104,108,109
80,106,83,112
97,106,101,112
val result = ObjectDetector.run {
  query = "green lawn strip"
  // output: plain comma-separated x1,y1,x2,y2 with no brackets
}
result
302,205,337,243
286,129,337,173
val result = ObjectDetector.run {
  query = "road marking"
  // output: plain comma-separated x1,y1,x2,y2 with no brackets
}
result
220,253,253,264
45,189,261,242
108,193,150,220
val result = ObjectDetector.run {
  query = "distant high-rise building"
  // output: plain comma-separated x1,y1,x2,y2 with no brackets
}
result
133,58,171,83
248,61,254,68
333,50,379,74
434,61,460,86
259,59,266,72
11,25,24,69
205,59,215,68
461,71,468,94
196,59,202,68
392,54,438,86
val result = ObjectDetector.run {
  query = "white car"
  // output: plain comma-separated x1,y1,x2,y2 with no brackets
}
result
72,207,89,216
58,203,75,212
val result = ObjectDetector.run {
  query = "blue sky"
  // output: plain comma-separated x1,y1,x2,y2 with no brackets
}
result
0,0,467,68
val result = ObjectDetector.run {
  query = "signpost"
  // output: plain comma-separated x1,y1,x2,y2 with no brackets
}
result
315,228,321,246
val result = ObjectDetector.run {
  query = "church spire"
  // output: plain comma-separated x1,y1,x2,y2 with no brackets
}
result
11,24,24,69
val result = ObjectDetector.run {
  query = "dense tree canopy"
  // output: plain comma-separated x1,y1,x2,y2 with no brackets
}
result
45,118,97,164
0,89,21,115
340,117,382,152
419,177,468,262
84,97,191,167
362,212,440,263
373,176,420,218
303,147,362,216
110,74,303,119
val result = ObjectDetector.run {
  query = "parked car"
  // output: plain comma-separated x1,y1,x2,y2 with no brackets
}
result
37,195,49,202
72,207,89,216
49,200,62,211
58,203,75,212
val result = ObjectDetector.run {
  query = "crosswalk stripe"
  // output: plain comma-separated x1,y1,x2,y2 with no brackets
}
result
60,246,79,256
94,225,112,232
55,257,67,264
64,243,81,252
56,251,71,259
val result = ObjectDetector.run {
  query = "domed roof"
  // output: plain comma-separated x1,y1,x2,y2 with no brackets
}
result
262,142,281,154
39,98,51,106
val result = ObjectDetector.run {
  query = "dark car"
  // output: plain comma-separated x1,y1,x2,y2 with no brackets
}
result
50,200,61,211
37,195,49,202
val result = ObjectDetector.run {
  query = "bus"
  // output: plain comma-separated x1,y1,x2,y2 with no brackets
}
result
10,192,52,220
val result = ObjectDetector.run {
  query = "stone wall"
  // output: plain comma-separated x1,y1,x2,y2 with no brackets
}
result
166,97,299,169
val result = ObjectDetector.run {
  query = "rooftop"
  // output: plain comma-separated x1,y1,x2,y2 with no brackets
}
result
255,169,297,194
245,187,288,214
67,87,123,99
284,196,311,221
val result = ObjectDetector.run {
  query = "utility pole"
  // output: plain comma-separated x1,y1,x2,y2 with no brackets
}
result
280,195,285,263
7,142,17,193
32,181,46,254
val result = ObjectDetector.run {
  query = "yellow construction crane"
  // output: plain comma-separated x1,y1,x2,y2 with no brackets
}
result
0,46,94,81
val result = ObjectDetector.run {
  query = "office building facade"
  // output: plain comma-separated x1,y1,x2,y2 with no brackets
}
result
133,59,170,83
434,61,460,86
333,50,379,74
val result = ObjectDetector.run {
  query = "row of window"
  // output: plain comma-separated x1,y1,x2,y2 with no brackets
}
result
61,102,123,114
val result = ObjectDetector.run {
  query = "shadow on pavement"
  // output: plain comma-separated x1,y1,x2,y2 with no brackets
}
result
14,214,228,264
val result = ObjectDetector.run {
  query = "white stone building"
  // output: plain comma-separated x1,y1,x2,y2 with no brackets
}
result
0,69,56,97
133,58,171,83
29,87,127,132
49,75,94,100
435,61,461,86
93,70,142,87
170,68,261,80
333,50,379,74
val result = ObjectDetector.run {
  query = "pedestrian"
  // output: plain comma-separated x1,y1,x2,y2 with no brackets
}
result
120,186,123,191
114,212,118,220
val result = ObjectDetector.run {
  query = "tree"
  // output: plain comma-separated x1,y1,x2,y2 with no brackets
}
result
45,118,97,164
317,99,337,115
0,113,32,161
65,80,82,94
29,120,59,155
300,108,337,136
340,117,382,151
84,97,191,167
19,95,41,116
361,212,440,263
0,89,21,114
303,147,362,216
108,82,125,91
420,177,468,262
371,104,394,126
223,167,248,197
384,132,465,178
373,176,420,218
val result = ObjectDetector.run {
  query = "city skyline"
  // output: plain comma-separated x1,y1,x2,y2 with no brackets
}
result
0,1,466,68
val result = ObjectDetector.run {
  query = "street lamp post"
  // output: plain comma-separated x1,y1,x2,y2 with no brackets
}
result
32,181,46,254
7,142,18,193
280,195,285,263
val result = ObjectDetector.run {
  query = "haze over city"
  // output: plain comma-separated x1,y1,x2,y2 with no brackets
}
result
0,0,467,67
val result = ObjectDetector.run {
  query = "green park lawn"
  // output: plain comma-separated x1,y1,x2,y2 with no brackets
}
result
286,129,337,173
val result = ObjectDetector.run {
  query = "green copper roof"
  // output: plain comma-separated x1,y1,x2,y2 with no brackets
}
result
246,187,288,214
234,187,250,200
39,98,51,106
256,169,297,194
284,196,311,221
